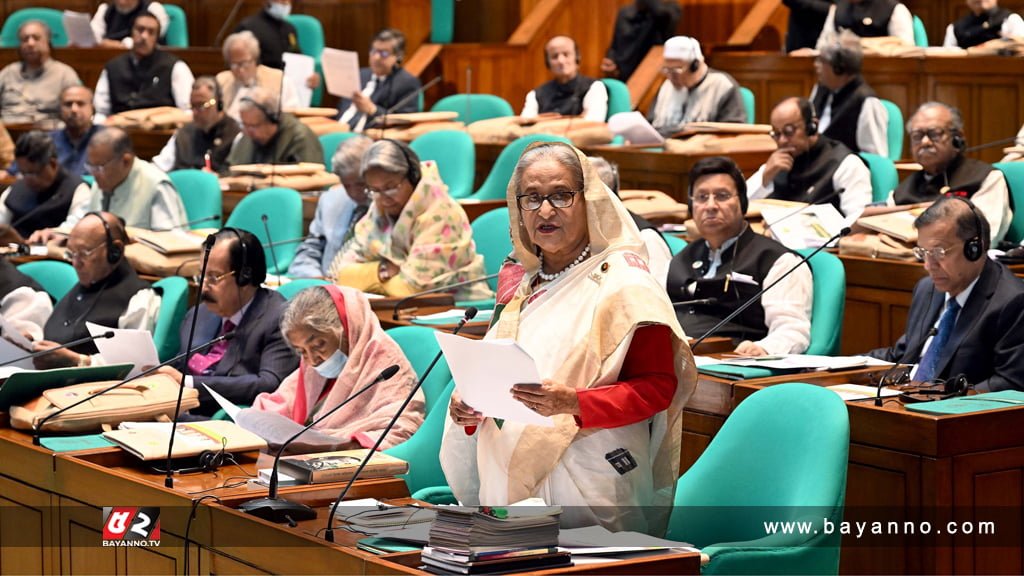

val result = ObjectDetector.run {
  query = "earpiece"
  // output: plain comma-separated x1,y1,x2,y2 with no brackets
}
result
797,97,818,136
222,227,254,286
951,132,966,151
86,211,122,264
197,448,228,471
382,138,421,189
240,96,279,124
689,58,700,73
948,196,985,262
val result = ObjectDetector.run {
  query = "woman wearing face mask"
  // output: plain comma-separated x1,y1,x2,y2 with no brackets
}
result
250,285,424,449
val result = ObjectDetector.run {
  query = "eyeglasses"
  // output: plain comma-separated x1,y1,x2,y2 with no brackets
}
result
661,65,686,75
193,270,236,285
365,184,404,199
191,99,217,111
84,156,119,175
769,123,805,141
913,245,953,261
516,191,578,211
64,242,105,262
691,191,737,205
370,49,393,58
229,59,255,70
909,128,951,145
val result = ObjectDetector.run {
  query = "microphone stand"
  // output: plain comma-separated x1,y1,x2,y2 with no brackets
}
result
164,235,215,488
2,332,115,367
323,308,478,542
237,365,401,524
261,214,283,276
691,227,851,350
391,272,499,320
32,333,235,445
375,76,443,129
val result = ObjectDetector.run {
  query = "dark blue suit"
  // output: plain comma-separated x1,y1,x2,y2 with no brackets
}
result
867,258,1024,392
178,288,298,415
335,67,422,130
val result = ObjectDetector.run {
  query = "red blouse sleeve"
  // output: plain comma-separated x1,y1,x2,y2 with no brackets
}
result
574,324,677,429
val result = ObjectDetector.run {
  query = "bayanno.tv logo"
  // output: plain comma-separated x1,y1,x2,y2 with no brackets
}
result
102,507,161,547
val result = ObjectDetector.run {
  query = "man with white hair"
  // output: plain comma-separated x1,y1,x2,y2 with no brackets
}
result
226,87,322,165
520,35,608,122
216,31,300,121
646,36,747,136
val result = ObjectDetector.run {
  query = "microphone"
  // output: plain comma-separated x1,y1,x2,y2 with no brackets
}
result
32,332,236,445
391,272,499,320
323,307,477,542
691,227,851,351
149,215,221,232
376,76,443,127
965,134,1022,154
237,364,402,524
2,331,115,368
163,235,216,488
873,318,939,405
261,214,283,275
762,187,845,233
672,297,718,307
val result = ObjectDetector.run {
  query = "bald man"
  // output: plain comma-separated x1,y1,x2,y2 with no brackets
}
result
0,20,81,123
521,36,608,122
32,211,161,369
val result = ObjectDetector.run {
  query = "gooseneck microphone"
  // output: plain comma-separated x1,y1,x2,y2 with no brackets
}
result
261,214,283,276
672,297,718,308
691,227,851,351
32,333,236,445
149,215,221,232
391,272,500,320
238,364,401,525
323,307,478,542
164,234,216,489
2,332,115,367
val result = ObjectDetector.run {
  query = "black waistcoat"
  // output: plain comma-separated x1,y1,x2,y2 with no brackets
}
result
834,0,897,37
953,8,1011,48
173,115,241,172
771,137,854,212
104,50,180,114
43,259,149,354
893,155,994,204
103,1,152,41
534,75,597,116
812,77,876,154
3,168,83,238
667,227,794,343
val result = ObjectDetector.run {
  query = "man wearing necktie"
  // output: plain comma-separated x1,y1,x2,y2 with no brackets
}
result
866,196,1024,392
336,28,422,132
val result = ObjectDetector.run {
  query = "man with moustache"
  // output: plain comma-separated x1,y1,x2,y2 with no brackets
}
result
152,76,240,173
159,228,297,415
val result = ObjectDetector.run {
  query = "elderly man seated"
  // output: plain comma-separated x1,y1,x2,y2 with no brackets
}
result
216,31,300,122
816,0,915,46
152,76,240,173
520,35,608,122
0,20,81,123
51,86,103,177
943,0,1024,48
226,87,322,166
32,211,161,369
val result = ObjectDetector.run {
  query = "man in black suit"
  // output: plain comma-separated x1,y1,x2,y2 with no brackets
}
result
161,228,298,415
336,28,422,132
866,197,1024,392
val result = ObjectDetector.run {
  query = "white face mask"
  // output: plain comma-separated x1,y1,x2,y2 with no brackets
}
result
266,2,291,20
312,349,347,379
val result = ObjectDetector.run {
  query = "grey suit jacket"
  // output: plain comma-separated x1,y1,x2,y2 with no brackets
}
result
178,288,298,414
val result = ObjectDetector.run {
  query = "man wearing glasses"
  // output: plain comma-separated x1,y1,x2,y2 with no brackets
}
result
216,31,300,122
32,211,161,369
647,36,747,136
866,197,1024,391
890,102,1012,243
667,156,813,357
745,97,871,223
152,77,240,173
337,28,423,132
157,228,297,415
225,86,322,166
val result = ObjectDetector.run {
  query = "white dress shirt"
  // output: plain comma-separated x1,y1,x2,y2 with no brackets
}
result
521,80,608,122
746,152,873,224
92,59,195,121
909,275,979,380
1,286,53,342
942,13,1024,47
811,84,890,158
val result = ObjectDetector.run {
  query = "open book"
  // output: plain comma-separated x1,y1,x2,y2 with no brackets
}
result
103,420,267,460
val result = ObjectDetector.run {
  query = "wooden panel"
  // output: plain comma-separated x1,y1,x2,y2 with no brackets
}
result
680,410,725,475
61,500,120,575
952,447,1024,575
453,0,523,43
0,474,55,575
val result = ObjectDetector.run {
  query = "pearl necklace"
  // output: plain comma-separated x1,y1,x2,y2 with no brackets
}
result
538,245,591,282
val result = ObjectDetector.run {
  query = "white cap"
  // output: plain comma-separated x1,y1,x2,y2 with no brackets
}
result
663,36,703,62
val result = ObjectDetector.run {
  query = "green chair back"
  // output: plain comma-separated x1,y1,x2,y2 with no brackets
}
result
739,86,755,124
410,130,476,199
796,248,845,356
662,233,687,256
276,278,330,300
912,15,928,48
319,132,361,168
17,260,77,301
431,94,515,124
385,326,453,413
168,169,222,229
473,134,573,200
81,174,95,186
286,14,325,106
224,187,303,274
152,276,188,362
880,99,904,162
668,383,849,574
601,78,632,119
384,379,456,497
163,4,189,47
431,0,455,43
470,207,512,292
0,8,67,48
858,152,898,203
994,162,1024,243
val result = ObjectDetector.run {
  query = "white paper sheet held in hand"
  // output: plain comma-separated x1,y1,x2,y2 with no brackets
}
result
86,322,159,378
282,52,315,107
62,11,97,47
434,333,554,426
321,48,361,98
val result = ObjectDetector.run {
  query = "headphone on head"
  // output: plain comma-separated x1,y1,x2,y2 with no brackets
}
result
221,227,255,286
946,195,985,262
85,211,122,264
688,58,700,73
240,96,279,125
381,138,421,189
951,131,966,151
795,97,819,136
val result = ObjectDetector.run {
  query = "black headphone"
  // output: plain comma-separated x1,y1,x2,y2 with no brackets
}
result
382,138,421,189
898,374,971,403
797,97,819,136
221,227,255,286
240,96,279,125
688,58,700,73
543,38,581,69
951,131,966,151
85,211,123,264
947,195,985,262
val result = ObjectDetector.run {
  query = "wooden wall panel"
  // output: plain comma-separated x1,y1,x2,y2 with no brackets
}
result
679,0,760,49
